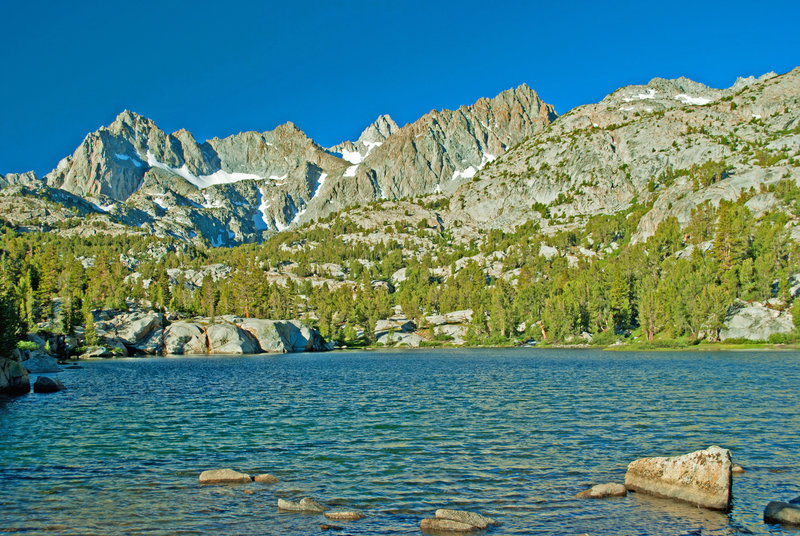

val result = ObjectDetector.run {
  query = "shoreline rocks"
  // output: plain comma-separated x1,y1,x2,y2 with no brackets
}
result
0,358,30,395
198,468,252,484
624,446,732,510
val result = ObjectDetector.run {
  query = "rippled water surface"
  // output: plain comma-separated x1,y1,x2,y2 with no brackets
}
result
2,348,800,535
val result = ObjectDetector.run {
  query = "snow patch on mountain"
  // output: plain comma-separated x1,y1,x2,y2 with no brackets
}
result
146,151,263,189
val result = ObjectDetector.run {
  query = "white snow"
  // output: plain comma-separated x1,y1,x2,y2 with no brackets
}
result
316,173,327,193
201,195,225,209
344,165,359,177
674,94,711,105
268,174,288,181
752,114,762,120
340,148,364,164
146,151,263,189
435,183,441,194
98,203,116,212
152,196,169,210
623,88,657,102
253,190,270,231
452,166,477,181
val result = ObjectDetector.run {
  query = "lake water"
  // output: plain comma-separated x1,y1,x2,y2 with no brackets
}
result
1,348,799,535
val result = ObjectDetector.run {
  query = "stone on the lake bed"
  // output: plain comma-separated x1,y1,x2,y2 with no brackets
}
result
764,501,800,526
624,446,732,510
198,469,252,484
324,510,365,521
33,376,65,393
420,518,477,532
732,464,746,474
254,473,279,484
576,483,627,499
434,509,500,529
278,497,326,512
320,524,343,531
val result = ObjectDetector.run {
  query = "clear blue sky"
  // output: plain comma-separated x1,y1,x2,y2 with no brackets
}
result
2,0,798,176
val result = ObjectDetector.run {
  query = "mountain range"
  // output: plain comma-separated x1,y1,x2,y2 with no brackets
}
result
1,67,798,247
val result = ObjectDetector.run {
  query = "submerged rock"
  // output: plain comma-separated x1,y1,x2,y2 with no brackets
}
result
420,518,477,532
764,501,800,526
253,473,279,484
33,376,65,393
198,468,252,484
576,482,627,499
324,510,365,521
320,524,343,531
624,446,732,510
434,509,500,529
278,497,326,512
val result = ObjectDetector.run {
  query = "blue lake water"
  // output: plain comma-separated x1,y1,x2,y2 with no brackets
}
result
1,348,799,535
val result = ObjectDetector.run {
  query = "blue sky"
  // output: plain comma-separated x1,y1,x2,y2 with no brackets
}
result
1,0,798,176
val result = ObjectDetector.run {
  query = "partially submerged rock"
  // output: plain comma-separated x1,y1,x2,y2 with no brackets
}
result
420,518,477,532
732,464,746,474
33,376,65,393
253,473,279,484
278,497,326,512
576,482,627,499
434,509,499,530
764,501,800,526
324,510,365,521
198,468,252,484
624,446,732,510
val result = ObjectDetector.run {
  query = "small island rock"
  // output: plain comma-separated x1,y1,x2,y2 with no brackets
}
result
254,473,279,483
33,376,65,393
576,483,627,499
732,464,746,474
764,501,800,526
624,446,732,510
198,468,252,484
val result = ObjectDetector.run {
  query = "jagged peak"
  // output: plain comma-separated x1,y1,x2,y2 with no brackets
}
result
357,114,400,144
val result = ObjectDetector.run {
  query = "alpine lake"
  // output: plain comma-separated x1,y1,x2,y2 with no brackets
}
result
1,348,799,535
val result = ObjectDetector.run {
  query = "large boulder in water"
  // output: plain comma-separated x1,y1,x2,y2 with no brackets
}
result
278,497,326,512
0,358,30,395
238,319,288,353
21,351,62,373
33,376,65,393
205,323,259,354
163,322,204,355
764,501,800,526
624,446,732,510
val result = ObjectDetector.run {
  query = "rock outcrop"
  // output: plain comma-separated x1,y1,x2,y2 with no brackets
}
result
0,358,30,395
198,468,252,484
624,446,732,510
719,302,794,341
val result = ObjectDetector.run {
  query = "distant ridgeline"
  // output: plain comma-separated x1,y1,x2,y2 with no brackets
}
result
0,67,799,350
